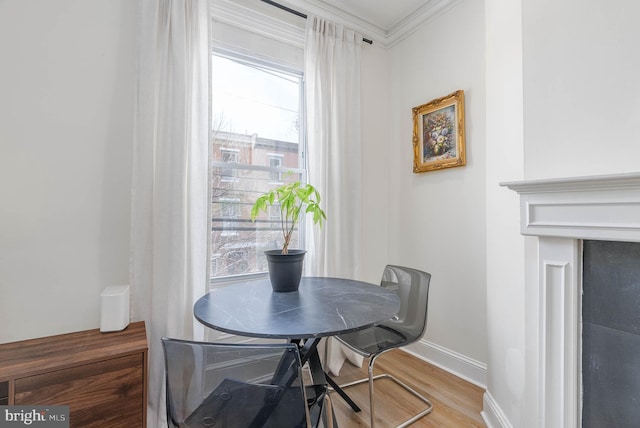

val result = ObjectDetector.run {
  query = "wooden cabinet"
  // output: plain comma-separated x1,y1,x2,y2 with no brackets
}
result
0,380,7,405
0,321,147,427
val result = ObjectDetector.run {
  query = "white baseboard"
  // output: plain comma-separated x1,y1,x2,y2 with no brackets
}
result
400,340,516,427
402,339,487,389
481,391,513,428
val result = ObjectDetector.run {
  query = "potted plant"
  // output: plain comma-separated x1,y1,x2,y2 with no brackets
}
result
250,181,326,292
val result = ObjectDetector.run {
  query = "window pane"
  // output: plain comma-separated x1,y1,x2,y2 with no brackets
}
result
211,168,302,277
210,54,303,280
212,55,300,148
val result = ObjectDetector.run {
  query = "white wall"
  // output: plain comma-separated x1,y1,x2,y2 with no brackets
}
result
484,0,526,426
388,0,487,365
0,0,135,342
522,0,640,180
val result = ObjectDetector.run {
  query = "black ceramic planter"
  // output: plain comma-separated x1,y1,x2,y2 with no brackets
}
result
264,249,306,292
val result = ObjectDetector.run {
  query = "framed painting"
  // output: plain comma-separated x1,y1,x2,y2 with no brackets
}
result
412,90,466,173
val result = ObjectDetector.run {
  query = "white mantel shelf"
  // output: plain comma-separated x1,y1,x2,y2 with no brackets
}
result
503,171,640,428
501,172,640,242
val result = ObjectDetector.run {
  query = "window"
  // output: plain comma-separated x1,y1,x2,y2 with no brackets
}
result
268,155,283,182
220,149,239,181
210,52,304,281
219,198,240,237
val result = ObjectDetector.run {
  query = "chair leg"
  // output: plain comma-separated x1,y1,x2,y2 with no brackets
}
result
323,393,335,428
368,356,376,428
337,354,433,428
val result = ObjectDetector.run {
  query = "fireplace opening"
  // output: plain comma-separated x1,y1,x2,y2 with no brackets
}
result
582,240,640,427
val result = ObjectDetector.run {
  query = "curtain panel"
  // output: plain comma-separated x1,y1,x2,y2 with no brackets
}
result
304,15,364,376
131,0,211,425
304,15,363,279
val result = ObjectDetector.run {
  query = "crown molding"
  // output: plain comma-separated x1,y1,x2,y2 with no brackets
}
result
385,0,465,46
290,0,465,47
210,0,462,49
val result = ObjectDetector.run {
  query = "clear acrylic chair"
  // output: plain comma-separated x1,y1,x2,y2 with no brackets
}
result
334,265,433,427
162,338,331,428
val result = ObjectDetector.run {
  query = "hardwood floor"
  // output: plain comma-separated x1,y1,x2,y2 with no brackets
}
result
326,349,486,427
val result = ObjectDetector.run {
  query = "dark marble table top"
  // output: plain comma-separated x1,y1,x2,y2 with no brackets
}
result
193,276,401,339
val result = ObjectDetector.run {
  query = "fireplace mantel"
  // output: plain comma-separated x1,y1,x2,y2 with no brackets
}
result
502,172,640,243
502,172,640,428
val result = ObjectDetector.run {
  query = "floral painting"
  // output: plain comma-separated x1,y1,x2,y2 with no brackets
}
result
412,90,466,173
423,105,456,161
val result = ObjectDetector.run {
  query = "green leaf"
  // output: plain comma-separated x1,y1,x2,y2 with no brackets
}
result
249,180,326,251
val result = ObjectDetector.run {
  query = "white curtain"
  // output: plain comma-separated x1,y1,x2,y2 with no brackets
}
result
131,0,210,425
304,15,364,375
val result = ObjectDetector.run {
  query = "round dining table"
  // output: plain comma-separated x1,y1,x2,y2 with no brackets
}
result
193,276,401,420
193,276,401,339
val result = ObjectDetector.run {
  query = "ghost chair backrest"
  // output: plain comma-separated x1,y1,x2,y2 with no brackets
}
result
161,338,311,428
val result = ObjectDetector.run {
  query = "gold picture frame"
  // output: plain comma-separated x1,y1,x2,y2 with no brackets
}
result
412,90,466,173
